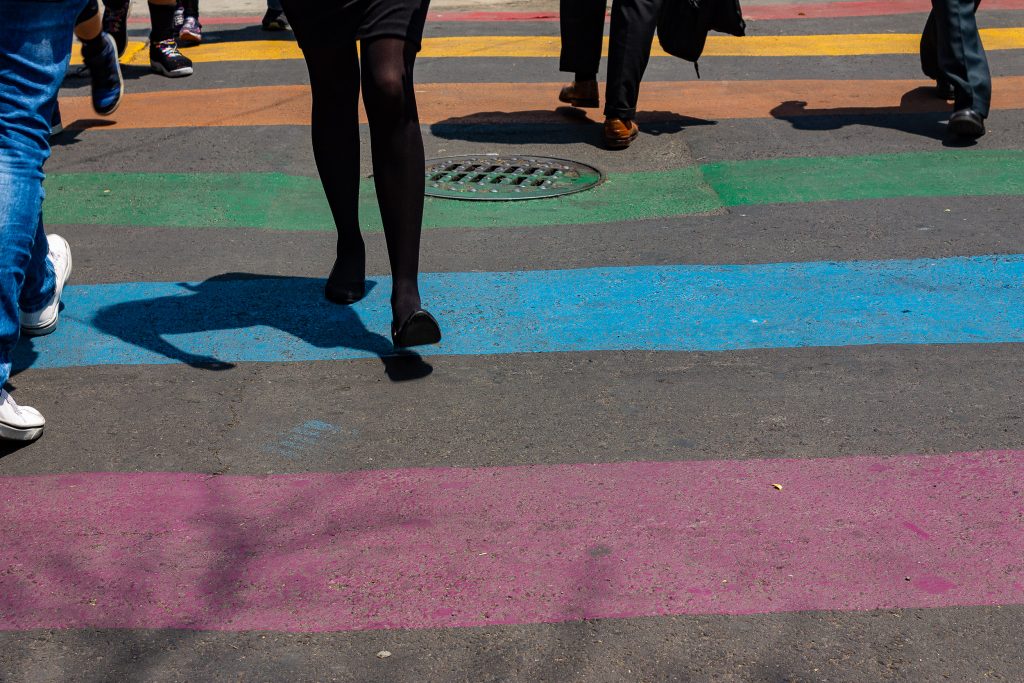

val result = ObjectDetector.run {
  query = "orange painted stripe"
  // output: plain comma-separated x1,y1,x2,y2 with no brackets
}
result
61,77,1024,131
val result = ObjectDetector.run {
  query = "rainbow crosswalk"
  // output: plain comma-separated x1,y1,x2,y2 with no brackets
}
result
2,1,1024,678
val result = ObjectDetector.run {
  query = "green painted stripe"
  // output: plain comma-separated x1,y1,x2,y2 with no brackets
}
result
43,169,720,232
44,151,1024,232
703,150,1024,206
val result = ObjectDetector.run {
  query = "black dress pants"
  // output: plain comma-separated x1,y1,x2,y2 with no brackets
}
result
559,0,664,120
920,0,991,116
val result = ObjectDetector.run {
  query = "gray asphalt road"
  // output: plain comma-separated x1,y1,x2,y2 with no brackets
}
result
2,3,1023,681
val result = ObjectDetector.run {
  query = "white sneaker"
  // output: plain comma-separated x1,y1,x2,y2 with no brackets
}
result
20,234,72,337
0,389,45,442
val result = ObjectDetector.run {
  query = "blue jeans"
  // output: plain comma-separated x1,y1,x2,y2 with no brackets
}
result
0,0,85,386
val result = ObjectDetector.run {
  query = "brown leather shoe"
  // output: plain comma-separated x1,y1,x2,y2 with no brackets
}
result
558,80,599,108
603,117,639,149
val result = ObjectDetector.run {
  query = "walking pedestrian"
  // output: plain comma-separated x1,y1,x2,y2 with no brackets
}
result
558,0,665,149
920,0,990,138
102,0,194,77
278,0,441,348
72,0,125,116
0,0,80,441
49,0,124,137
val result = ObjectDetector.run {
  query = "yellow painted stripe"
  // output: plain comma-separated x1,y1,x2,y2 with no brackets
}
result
69,28,1024,65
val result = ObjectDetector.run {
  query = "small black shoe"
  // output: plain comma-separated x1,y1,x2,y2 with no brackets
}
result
150,38,193,77
262,8,291,31
392,310,442,348
935,80,955,100
82,33,124,115
324,261,365,304
948,108,985,139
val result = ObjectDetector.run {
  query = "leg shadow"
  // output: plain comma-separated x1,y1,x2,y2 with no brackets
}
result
431,108,714,147
83,273,431,382
770,87,977,146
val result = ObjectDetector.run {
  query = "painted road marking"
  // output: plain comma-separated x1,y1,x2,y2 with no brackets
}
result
121,1,1024,23
263,420,345,460
68,28,1024,65
1,450,1021,632
45,151,1024,232
13,255,1024,370
57,77,1024,131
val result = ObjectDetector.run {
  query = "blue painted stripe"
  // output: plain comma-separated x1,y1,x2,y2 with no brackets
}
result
14,256,1024,370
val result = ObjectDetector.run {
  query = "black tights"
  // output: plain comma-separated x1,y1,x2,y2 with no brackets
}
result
301,37,425,324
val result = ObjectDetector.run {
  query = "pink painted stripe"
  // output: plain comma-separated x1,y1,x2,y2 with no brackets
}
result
125,1,1024,25
2,451,1022,633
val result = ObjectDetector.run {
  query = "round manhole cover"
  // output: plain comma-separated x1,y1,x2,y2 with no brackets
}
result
424,155,603,201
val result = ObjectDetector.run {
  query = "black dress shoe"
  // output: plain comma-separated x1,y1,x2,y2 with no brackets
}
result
392,309,442,348
948,108,986,139
935,80,955,100
324,262,365,305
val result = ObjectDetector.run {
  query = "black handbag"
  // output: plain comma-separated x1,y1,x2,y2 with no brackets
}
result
657,0,746,74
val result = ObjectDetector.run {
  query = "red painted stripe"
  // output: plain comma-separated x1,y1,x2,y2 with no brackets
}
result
2,451,1022,633
125,1,1024,25
744,0,1024,20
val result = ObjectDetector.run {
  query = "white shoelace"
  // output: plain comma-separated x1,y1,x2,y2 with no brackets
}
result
0,389,22,415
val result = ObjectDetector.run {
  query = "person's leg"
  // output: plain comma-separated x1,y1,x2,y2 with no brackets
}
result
101,0,131,57
297,41,366,303
75,0,102,40
930,0,990,116
557,0,605,108
360,37,431,328
179,0,202,45
263,0,289,31
0,0,84,439
920,11,954,99
559,0,605,81
605,0,664,121
149,0,194,76
920,10,939,80
75,0,124,115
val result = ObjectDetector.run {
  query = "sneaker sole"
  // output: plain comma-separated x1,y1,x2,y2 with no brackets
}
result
178,31,202,46
93,34,125,116
0,422,44,442
21,235,72,337
150,60,194,77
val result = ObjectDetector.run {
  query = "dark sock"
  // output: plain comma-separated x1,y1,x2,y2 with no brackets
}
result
149,2,176,42
80,33,107,59
575,72,597,83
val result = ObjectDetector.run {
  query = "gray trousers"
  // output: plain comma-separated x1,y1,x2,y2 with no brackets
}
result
920,0,991,116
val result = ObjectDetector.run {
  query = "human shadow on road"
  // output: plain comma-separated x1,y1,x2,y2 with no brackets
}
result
771,87,980,147
89,273,431,382
431,107,715,148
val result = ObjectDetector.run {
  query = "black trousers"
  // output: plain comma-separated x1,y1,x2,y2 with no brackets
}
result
920,0,991,116
559,0,664,119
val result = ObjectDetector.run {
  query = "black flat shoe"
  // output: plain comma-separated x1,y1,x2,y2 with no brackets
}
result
324,263,365,305
948,108,985,139
392,309,442,348
935,80,955,100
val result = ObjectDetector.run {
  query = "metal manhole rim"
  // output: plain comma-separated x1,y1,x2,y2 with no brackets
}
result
424,153,605,202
